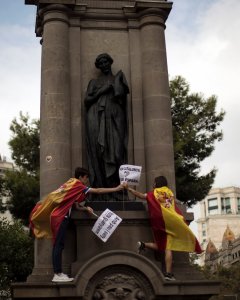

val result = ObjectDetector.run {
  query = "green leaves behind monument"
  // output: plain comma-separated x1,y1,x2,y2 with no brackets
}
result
170,76,225,206
0,112,40,225
0,218,33,298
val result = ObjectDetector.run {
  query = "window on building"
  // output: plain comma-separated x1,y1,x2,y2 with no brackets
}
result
202,223,206,230
237,198,240,213
208,198,218,215
221,197,231,214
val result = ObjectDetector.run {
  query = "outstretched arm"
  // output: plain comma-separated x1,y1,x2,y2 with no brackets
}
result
89,184,123,194
123,183,147,200
128,187,147,200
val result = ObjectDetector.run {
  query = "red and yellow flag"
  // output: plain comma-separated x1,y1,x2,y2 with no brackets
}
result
30,178,87,242
147,187,202,253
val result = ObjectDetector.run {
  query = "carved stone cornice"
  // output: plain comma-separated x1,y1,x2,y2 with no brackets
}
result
35,4,71,36
26,0,172,36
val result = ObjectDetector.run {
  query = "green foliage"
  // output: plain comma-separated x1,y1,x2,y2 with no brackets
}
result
9,112,40,174
0,112,40,225
189,253,201,268
201,263,240,299
0,218,34,296
214,264,240,296
4,169,39,225
0,176,7,213
170,76,225,206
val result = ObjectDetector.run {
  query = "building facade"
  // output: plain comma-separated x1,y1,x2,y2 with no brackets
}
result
205,226,240,271
196,187,240,267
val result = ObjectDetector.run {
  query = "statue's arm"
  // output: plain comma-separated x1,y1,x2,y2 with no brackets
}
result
84,79,113,107
114,70,129,100
84,80,98,107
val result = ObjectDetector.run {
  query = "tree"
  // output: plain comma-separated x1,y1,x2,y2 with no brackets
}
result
0,112,40,225
0,218,34,298
201,263,240,299
9,112,40,175
0,175,6,213
215,263,240,297
170,76,225,206
4,169,39,224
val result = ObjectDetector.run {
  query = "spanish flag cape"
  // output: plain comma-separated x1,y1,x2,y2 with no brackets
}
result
147,186,202,253
30,178,87,242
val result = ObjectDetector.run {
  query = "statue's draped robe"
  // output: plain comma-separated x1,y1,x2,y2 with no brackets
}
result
85,70,129,188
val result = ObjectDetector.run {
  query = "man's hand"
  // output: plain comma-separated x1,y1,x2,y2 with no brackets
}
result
85,206,94,215
75,203,94,215
121,182,129,189
116,184,124,191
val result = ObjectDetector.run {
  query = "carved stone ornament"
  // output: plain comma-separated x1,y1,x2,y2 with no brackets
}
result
83,266,154,300
45,155,52,163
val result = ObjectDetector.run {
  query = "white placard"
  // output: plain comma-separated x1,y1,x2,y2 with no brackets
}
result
92,209,122,242
119,164,142,185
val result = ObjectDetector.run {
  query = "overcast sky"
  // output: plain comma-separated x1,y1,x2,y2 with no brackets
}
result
0,1,239,229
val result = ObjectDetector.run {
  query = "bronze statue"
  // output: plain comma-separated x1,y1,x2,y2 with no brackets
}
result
85,53,129,191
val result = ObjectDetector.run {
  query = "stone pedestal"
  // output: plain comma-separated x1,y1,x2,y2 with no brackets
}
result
12,202,220,299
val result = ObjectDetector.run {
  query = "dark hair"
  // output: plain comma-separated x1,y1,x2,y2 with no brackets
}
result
95,53,113,69
154,176,168,188
74,167,89,179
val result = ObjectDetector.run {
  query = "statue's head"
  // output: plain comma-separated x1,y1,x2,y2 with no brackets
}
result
95,53,113,74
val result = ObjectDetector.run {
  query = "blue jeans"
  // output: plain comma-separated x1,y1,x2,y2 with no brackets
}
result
52,216,69,274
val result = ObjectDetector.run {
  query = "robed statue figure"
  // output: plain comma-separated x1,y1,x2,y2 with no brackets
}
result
85,53,129,191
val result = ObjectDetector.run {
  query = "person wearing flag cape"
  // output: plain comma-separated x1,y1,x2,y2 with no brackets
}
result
123,176,202,281
30,167,123,283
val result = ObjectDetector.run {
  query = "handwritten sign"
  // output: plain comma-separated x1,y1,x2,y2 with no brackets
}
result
92,209,122,242
119,164,142,185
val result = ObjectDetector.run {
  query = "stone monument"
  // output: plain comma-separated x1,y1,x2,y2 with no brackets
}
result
12,0,220,299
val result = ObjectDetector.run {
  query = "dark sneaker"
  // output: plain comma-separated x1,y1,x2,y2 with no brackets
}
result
164,273,176,281
137,241,145,254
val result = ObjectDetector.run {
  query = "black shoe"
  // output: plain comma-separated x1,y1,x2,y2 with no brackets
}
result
137,241,145,254
164,272,176,281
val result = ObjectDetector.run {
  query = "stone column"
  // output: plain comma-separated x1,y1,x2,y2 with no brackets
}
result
127,17,147,189
69,20,83,172
140,8,175,191
39,5,71,197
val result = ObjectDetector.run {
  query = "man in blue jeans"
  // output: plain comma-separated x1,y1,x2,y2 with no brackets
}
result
52,203,93,282
30,167,123,283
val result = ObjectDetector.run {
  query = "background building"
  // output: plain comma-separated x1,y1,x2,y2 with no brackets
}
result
205,226,240,271
196,187,240,266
